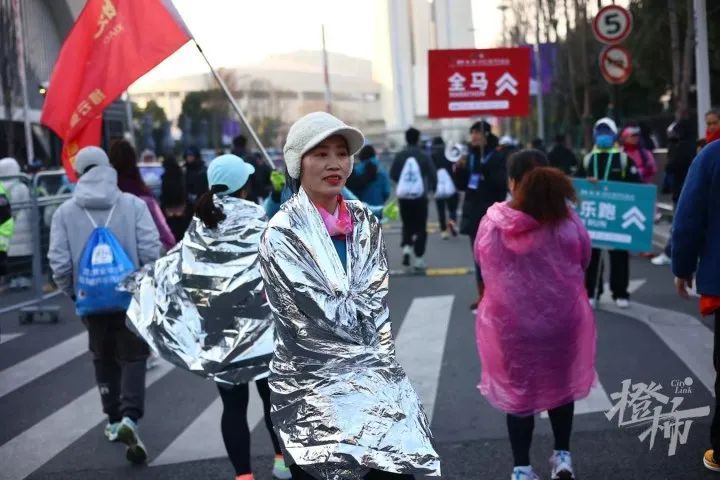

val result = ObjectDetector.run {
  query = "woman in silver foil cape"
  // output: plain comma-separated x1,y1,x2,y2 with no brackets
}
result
125,154,291,480
258,112,441,480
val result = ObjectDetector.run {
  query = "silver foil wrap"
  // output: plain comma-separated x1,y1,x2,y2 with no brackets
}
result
125,197,273,385
259,188,441,479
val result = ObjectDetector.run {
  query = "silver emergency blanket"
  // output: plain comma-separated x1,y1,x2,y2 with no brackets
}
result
125,197,273,385
259,188,440,479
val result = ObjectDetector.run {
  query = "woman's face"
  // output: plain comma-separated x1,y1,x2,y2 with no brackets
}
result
300,135,351,199
624,133,639,146
706,113,720,135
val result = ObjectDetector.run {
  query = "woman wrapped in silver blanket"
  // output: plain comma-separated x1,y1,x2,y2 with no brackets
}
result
259,112,441,480
126,154,290,480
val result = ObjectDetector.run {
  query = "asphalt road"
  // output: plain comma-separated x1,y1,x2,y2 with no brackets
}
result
0,213,716,480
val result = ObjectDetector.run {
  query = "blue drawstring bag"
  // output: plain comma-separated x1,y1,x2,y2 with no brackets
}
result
75,204,135,316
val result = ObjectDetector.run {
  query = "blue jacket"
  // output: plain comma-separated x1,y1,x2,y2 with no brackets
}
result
672,139,720,295
353,158,391,206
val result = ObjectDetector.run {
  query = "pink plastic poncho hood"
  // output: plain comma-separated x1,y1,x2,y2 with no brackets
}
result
474,201,597,415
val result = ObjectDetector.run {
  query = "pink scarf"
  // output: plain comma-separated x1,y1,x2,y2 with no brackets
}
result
316,195,353,237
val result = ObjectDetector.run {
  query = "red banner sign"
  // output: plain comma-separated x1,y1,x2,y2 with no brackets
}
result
428,47,532,119
41,0,190,181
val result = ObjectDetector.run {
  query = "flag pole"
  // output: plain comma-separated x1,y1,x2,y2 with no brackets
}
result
193,41,275,169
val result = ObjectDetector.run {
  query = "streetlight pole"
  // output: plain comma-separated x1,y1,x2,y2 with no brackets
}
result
321,24,332,114
534,0,545,142
498,3,510,136
11,0,34,167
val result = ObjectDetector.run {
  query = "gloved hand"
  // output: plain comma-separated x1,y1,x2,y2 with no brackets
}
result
271,170,286,193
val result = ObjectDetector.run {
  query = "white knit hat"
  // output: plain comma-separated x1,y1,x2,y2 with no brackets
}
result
283,112,365,179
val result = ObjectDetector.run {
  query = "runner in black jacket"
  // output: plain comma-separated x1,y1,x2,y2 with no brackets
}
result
454,121,507,312
390,127,437,271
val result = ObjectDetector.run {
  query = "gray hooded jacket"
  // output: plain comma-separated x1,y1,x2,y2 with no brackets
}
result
48,165,160,297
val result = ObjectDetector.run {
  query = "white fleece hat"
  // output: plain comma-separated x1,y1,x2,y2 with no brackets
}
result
283,112,365,179
594,117,618,135
74,146,110,175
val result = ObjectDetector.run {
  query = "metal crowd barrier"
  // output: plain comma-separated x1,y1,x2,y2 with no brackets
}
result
0,171,71,324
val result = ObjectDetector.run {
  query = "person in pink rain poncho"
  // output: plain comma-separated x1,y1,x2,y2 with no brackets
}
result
474,149,597,480
620,126,657,184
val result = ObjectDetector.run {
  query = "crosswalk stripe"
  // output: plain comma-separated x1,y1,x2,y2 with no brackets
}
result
541,380,613,418
0,332,24,345
151,387,264,466
395,295,454,422
0,332,86,398
599,278,646,303
603,301,715,397
0,360,174,480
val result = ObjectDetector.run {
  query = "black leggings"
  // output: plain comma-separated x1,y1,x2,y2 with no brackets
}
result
217,378,282,475
506,402,574,467
289,464,414,479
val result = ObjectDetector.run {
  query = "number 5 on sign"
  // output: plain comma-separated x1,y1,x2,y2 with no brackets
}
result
593,5,633,44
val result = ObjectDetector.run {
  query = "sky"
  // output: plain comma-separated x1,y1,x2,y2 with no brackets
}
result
133,0,503,86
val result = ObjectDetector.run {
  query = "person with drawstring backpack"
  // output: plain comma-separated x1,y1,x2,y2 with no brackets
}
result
576,117,641,309
48,146,160,465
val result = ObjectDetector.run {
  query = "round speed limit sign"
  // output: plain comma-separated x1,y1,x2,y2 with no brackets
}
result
593,5,633,44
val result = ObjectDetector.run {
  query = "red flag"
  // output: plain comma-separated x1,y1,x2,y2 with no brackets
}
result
41,0,190,181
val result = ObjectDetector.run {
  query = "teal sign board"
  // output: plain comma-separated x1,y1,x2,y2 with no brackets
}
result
572,179,657,252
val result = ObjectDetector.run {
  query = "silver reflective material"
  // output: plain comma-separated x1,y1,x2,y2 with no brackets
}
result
259,189,441,479
125,197,273,385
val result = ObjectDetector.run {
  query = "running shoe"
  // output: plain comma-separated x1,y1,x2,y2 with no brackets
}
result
511,466,540,480
651,253,671,266
615,298,630,309
272,454,292,479
116,417,148,464
402,246,412,267
549,450,575,479
104,421,120,442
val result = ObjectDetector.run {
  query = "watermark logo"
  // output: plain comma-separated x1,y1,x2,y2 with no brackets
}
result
605,378,710,456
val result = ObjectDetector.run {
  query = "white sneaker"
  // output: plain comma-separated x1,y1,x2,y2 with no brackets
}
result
615,298,630,309
402,246,413,267
441,230,450,240
511,466,541,480
588,298,597,309
104,421,120,442
651,253,671,266
414,256,427,271
549,450,575,479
